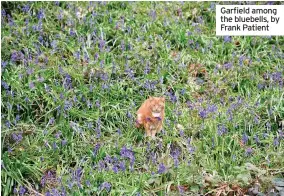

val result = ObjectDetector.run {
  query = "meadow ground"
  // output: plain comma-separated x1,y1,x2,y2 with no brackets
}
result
1,1,284,195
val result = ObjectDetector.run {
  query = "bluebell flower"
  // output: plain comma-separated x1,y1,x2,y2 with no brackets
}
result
217,124,227,136
1,81,9,90
253,135,260,144
245,147,253,157
120,146,135,169
37,9,45,19
19,186,26,195
266,122,271,131
1,61,7,70
52,142,57,150
224,62,232,70
119,161,126,172
11,51,24,62
273,137,279,146
198,109,207,119
112,165,119,173
100,182,111,192
242,133,249,144
61,139,67,146
223,36,231,43
13,188,18,194
117,129,122,136
29,82,35,89
157,163,166,174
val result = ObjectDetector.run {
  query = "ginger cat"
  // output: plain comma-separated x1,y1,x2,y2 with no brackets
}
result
136,96,165,138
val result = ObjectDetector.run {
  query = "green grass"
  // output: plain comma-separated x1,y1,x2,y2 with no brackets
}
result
1,1,284,195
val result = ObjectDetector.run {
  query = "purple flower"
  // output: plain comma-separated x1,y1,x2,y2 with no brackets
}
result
2,9,7,17
93,143,101,157
273,137,279,146
207,104,218,113
37,75,44,82
8,146,12,153
86,180,91,187
117,129,121,135
266,122,271,131
55,131,61,139
99,39,105,51
263,132,269,139
254,116,260,124
63,74,72,90
70,29,76,36
239,55,245,66
126,111,132,118
5,120,11,128
74,51,80,60
19,186,26,195
224,62,232,70
169,92,177,103
120,146,135,170
51,40,57,49
157,163,166,174
1,61,8,70
279,130,283,139
245,147,253,157
223,36,231,43
95,100,100,108
112,165,119,173
186,101,194,110
198,109,207,119
100,182,111,192
86,100,92,109
253,135,260,144
211,137,215,148
217,124,227,136
178,185,185,195
95,118,101,138
1,81,9,90
37,9,45,19
210,3,215,10
48,117,55,125
57,10,63,20
257,83,264,90
21,4,30,13
180,88,186,95
12,132,23,143
52,142,58,150
119,161,126,172
149,10,156,20
174,158,179,168
61,139,67,146
242,133,249,144
74,167,83,181
29,82,35,89
11,51,24,62
144,62,150,74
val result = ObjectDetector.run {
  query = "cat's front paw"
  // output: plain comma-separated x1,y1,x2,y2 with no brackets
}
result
135,120,142,128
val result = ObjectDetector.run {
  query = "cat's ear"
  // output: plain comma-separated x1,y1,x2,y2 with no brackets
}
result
160,97,165,102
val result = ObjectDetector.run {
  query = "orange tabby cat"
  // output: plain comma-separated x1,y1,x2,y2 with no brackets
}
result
136,96,165,138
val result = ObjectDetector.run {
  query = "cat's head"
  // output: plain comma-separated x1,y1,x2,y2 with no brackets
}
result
149,96,165,117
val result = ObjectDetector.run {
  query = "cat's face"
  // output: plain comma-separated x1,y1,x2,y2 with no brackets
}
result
149,97,165,117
